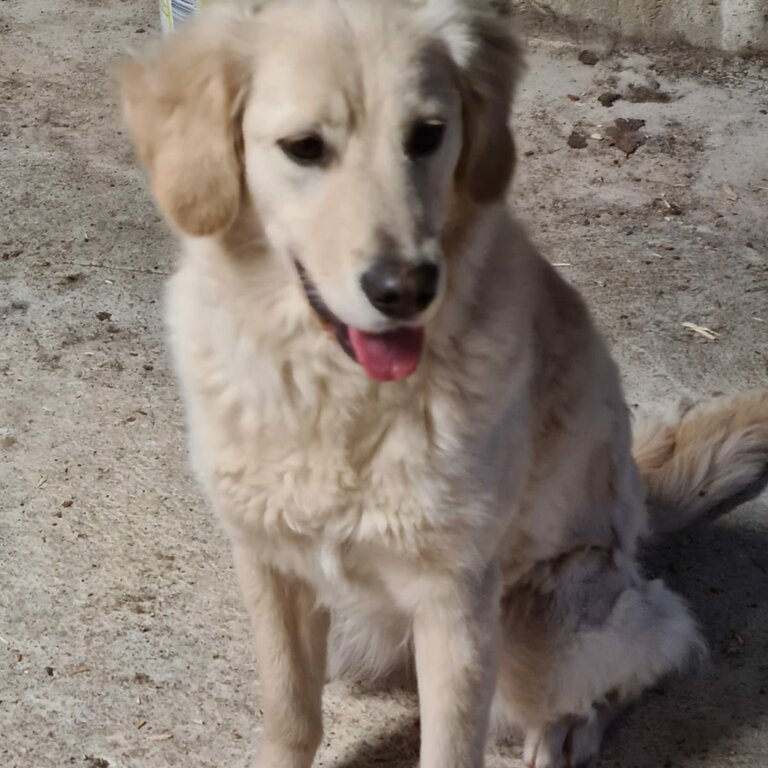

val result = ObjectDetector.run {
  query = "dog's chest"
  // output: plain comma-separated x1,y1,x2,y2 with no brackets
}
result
201,366,480,558
171,268,499,564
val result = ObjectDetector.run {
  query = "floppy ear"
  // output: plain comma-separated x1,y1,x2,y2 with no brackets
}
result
119,16,248,237
454,14,522,204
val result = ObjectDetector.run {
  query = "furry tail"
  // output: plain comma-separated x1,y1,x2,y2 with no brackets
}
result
633,391,768,534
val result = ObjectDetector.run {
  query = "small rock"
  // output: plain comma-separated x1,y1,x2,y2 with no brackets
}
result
62,499,74,508
626,84,671,103
143,364,154,372
567,131,588,149
84,758,110,768
96,311,112,322
598,92,621,107
605,118,646,156
578,50,599,66
567,94,580,102
622,118,646,132
45,666,54,676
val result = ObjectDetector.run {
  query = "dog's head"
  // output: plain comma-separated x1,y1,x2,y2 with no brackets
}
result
120,0,521,381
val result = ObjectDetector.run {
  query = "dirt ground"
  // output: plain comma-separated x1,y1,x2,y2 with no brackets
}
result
1,1,767,767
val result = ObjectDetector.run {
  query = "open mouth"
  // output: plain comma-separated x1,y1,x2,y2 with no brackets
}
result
295,261,424,382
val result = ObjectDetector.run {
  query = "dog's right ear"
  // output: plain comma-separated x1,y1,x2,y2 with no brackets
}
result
446,8,523,204
119,16,248,237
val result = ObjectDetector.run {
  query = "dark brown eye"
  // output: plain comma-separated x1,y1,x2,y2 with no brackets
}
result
278,133,327,166
405,120,446,159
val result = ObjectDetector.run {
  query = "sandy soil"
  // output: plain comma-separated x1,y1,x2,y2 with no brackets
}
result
1,2,766,767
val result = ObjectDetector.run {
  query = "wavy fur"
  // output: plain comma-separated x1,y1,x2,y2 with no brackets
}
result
120,3,768,767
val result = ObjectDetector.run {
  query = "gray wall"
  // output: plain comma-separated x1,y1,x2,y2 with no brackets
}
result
514,0,768,51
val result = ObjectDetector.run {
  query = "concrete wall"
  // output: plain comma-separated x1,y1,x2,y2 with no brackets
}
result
514,0,768,51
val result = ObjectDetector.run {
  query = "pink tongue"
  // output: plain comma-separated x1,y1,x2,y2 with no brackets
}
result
348,327,424,382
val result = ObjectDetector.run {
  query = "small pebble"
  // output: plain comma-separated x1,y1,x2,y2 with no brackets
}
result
567,131,588,149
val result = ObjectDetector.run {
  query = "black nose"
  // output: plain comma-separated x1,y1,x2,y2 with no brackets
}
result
360,259,440,320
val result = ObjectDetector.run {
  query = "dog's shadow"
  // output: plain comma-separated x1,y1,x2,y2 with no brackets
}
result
327,505,768,767
331,713,421,768
603,509,768,767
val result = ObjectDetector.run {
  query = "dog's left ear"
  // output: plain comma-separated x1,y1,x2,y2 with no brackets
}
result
453,13,522,204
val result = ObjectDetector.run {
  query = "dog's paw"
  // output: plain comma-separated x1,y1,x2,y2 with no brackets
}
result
523,714,603,768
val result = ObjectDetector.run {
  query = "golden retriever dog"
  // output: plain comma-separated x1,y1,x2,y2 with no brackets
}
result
119,1,768,766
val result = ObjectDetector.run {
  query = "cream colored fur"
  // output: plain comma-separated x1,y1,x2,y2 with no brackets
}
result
119,2,768,767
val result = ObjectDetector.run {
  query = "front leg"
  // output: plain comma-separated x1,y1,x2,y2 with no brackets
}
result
232,543,329,768
413,561,500,768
